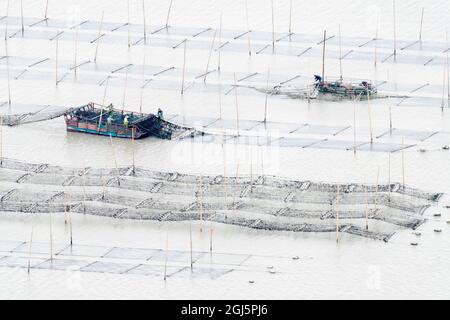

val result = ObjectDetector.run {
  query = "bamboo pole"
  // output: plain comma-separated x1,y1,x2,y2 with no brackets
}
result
98,76,110,130
5,34,11,108
271,0,275,53
218,13,222,71
49,212,53,261
44,0,49,20
181,39,187,94
140,50,146,113
163,232,168,281
245,0,251,56
393,0,397,61
122,68,129,110
322,30,326,80
189,218,193,271
94,11,104,63
166,0,173,28
401,137,405,190
367,86,373,144
109,134,121,187
353,95,357,155
447,31,449,108
4,0,9,42
442,59,446,112
388,153,391,202
127,0,131,48
264,68,270,123
218,76,222,119
73,26,79,77
142,0,147,44
374,166,380,212
131,127,136,175
204,30,218,84
388,70,393,135
336,184,340,243
288,0,292,36
0,115,3,166
419,7,424,47
339,25,342,80
27,225,33,276
20,0,24,37
55,30,59,86
234,73,240,136
364,178,369,230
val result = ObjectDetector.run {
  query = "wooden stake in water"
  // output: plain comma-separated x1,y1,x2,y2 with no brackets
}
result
5,36,11,108
336,184,340,243
166,0,174,28
393,0,397,61
419,7,424,47
4,0,10,42
204,30,218,83
44,0,49,20
218,13,222,71
49,212,53,261
122,68,129,110
20,0,24,37
401,137,405,190
339,25,343,80
142,0,147,44
374,166,380,213
245,0,251,56
109,134,121,187
189,218,193,271
271,0,275,53
0,115,3,166
181,39,187,94
55,30,59,86
367,86,373,144
442,59,446,112
322,30,326,80
139,50,146,113
264,68,270,123
364,179,369,230
388,152,391,202
388,70,393,135
94,11,104,63
353,96,357,155
288,0,293,37
73,26,79,77
234,73,240,136
127,0,131,48
28,225,34,276
131,127,136,175
163,232,168,281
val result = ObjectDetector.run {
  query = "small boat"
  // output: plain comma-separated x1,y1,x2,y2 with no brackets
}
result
410,242,418,246
413,232,422,236
433,213,442,217
434,229,442,233
313,75,377,99
292,256,300,260
64,102,193,140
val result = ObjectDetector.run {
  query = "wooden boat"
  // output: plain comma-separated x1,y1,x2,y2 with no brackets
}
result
313,75,377,98
64,103,188,140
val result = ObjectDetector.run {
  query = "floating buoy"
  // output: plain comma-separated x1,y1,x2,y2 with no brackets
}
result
248,280,255,284
267,266,274,269
433,213,442,217
292,256,300,260
443,145,449,150
419,149,426,153
413,232,421,236
410,242,418,246
434,229,442,233
269,269,276,274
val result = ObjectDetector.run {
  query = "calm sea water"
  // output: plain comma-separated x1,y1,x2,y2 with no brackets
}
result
0,0,449,299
